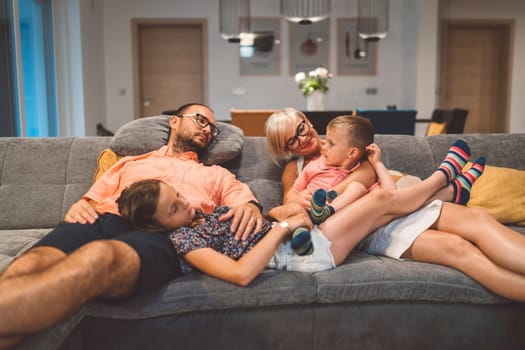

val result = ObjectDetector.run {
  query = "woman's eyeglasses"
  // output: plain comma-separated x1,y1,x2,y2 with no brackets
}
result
285,120,310,151
179,113,220,137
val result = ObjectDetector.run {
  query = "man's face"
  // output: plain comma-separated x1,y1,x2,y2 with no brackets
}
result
170,105,217,153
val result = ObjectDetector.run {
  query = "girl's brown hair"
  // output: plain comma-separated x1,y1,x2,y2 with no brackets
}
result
117,179,164,231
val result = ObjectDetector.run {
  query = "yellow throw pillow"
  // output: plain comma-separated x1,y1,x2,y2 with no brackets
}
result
426,121,447,136
465,163,525,225
94,149,122,182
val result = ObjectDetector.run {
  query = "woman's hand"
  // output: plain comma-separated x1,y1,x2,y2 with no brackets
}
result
285,188,313,209
219,202,264,241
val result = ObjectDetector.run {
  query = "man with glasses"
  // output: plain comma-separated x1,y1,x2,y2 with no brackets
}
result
0,103,264,348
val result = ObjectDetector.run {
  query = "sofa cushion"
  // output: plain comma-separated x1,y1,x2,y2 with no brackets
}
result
87,269,316,319
466,163,525,225
108,116,244,165
314,252,508,304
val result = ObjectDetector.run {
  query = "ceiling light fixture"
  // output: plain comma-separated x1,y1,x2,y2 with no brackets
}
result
219,0,251,43
357,0,389,41
281,0,331,25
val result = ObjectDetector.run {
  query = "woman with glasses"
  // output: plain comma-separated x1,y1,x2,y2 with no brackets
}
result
264,107,525,301
265,108,377,207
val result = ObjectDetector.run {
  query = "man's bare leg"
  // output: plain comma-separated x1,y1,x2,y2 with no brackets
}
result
0,240,140,347
0,247,66,281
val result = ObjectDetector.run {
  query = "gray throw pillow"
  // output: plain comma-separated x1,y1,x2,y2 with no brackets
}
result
109,115,244,165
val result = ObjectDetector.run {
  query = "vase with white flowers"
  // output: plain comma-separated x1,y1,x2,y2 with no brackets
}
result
294,67,333,111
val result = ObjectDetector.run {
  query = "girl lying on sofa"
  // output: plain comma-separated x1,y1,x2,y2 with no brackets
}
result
117,141,525,302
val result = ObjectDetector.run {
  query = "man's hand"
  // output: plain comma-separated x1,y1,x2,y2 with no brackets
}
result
64,199,99,224
218,202,264,241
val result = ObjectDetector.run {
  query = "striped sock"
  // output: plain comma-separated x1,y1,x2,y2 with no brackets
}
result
310,189,335,225
326,189,338,202
290,227,313,256
437,139,471,184
451,157,486,205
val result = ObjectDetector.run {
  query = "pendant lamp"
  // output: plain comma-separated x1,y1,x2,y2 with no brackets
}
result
219,0,251,43
357,0,389,41
281,0,331,25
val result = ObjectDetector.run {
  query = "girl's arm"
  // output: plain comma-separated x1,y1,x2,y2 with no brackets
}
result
183,208,311,286
366,144,396,190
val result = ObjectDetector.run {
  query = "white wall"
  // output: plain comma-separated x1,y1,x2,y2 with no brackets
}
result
79,0,106,136
84,0,524,134
99,0,421,132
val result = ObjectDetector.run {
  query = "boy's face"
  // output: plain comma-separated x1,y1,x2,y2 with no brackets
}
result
322,127,358,168
153,182,195,230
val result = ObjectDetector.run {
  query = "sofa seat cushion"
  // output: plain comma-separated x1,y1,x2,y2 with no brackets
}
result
0,228,52,272
314,252,509,305
87,269,316,319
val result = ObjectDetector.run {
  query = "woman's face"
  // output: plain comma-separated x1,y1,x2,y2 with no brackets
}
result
153,182,195,230
284,115,321,157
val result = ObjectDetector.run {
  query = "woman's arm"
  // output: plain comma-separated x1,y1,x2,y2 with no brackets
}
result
281,160,299,202
183,208,311,286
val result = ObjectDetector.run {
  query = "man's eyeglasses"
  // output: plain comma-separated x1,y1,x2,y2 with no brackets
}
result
285,119,310,151
179,113,220,137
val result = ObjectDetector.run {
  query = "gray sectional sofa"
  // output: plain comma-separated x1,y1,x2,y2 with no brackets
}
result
1,132,525,350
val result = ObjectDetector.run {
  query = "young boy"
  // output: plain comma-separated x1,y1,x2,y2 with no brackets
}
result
288,115,485,255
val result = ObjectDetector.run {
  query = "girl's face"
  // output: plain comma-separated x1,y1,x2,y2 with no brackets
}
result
322,127,353,167
284,115,321,158
153,182,195,230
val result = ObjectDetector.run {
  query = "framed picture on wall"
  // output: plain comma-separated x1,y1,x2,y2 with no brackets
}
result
336,18,377,75
240,17,281,76
289,20,330,75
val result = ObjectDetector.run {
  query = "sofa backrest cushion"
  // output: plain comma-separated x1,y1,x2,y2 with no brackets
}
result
0,137,111,229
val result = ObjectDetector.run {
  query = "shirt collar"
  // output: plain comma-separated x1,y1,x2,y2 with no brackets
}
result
160,145,199,162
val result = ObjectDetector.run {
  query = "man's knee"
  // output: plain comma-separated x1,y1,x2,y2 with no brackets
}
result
80,240,140,297
81,240,139,273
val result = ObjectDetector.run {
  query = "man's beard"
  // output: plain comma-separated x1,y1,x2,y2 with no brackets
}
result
172,133,208,155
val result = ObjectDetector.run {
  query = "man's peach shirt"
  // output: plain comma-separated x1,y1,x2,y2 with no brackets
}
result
84,146,256,215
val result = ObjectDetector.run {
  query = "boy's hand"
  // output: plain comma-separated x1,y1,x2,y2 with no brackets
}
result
366,143,383,167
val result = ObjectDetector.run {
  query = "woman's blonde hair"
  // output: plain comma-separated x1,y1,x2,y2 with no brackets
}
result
265,107,306,163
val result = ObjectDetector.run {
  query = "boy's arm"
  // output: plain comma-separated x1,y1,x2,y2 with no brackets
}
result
366,144,396,190
331,160,377,193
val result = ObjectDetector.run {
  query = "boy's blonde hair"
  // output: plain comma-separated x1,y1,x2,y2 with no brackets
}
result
327,115,374,157
265,107,307,162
